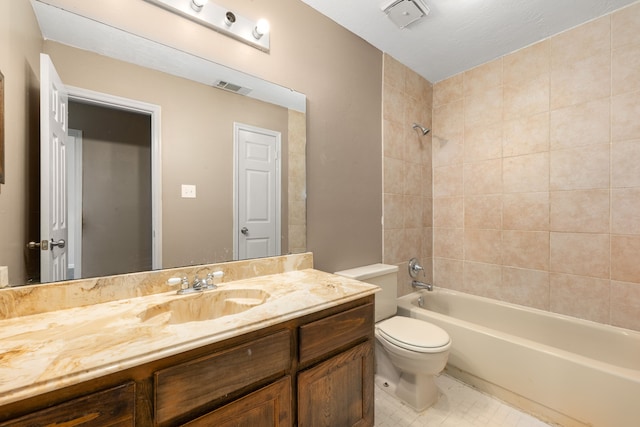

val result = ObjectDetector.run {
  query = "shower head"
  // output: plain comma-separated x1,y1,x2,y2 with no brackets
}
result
412,123,430,135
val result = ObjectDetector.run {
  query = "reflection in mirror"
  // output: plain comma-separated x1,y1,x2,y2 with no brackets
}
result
68,101,153,280
21,1,306,285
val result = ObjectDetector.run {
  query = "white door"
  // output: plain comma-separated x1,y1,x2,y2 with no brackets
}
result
234,123,281,260
40,53,69,283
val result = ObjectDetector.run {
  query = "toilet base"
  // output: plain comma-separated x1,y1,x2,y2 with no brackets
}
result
375,373,398,396
375,372,440,412
395,372,439,412
375,338,443,412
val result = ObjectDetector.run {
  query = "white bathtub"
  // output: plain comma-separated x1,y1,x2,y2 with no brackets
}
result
396,288,640,427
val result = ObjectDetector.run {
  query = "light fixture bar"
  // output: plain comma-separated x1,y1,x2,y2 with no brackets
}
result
144,0,270,52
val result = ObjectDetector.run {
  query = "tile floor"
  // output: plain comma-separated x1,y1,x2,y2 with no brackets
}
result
374,374,552,427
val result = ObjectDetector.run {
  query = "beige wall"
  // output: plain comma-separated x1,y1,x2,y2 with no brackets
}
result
39,0,384,274
431,4,640,332
382,55,433,296
0,1,42,284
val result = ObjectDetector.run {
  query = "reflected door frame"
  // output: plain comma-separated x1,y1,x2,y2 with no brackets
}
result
67,128,83,279
67,85,163,271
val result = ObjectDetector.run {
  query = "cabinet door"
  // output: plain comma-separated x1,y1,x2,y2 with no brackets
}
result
0,382,135,427
183,376,291,427
298,341,374,427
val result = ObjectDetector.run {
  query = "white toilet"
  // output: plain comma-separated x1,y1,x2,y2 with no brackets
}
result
335,263,451,411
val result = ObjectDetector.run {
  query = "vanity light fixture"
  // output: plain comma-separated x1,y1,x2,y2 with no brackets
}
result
144,0,270,52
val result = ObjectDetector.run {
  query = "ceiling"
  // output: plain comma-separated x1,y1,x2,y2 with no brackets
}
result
299,0,639,83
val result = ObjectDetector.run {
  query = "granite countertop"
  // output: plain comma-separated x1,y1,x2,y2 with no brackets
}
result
0,268,378,406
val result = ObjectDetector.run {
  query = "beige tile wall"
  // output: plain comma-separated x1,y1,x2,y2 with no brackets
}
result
288,109,307,254
431,3,640,332
382,55,433,296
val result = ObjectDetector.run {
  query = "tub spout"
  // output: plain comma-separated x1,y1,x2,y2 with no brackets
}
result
412,280,433,291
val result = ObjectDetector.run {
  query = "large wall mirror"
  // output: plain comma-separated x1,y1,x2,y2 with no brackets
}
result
21,1,306,285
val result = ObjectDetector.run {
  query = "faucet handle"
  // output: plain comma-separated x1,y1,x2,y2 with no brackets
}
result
167,277,181,286
209,271,224,281
207,271,224,286
201,273,218,290
408,257,424,278
166,276,189,291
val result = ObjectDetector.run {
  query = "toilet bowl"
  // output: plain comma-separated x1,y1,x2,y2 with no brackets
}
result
335,263,451,412
375,315,451,410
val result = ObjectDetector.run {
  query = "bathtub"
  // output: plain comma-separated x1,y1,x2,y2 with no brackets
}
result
396,288,640,427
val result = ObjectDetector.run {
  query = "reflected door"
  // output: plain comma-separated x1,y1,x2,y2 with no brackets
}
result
235,123,281,260
40,53,69,282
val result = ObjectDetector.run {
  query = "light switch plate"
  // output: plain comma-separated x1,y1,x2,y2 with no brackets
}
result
181,184,196,198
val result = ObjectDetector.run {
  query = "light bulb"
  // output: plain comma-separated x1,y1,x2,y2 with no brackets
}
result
252,18,270,39
224,11,236,27
191,0,207,12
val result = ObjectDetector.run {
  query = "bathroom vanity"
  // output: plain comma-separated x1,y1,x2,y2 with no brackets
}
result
0,254,378,426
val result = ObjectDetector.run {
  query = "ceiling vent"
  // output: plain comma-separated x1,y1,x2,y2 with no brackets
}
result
381,0,430,29
213,80,252,95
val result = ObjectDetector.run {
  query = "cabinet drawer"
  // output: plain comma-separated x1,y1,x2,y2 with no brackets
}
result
299,303,373,365
183,376,292,427
154,330,291,425
0,382,135,427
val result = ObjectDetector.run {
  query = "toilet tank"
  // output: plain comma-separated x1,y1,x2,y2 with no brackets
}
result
335,264,398,322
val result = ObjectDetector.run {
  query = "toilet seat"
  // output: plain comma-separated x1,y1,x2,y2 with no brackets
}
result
377,316,450,353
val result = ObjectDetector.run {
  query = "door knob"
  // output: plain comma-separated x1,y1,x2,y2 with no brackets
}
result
50,238,66,249
241,227,249,236
27,241,41,250
27,240,49,250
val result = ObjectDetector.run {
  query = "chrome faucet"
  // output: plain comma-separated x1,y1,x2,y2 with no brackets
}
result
191,275,205,291
175,272,221,295
408,258,432,291
412,280,433,292
200,273,219,291
177,276,199,295
178,276,190,293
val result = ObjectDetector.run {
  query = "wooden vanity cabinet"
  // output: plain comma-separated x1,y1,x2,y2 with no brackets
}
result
297,303,375,427
183,376,292,427
298,342,373,427
154,330,291,426
0,382,136,427
0,295,374,427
